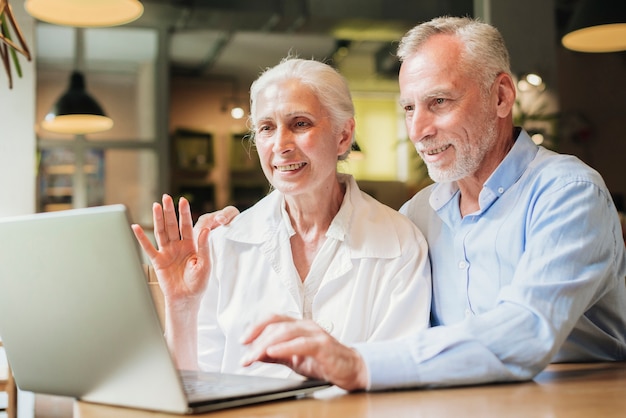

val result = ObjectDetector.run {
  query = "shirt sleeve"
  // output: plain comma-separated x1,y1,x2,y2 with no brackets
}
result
196,237,226,372
356,176,626,390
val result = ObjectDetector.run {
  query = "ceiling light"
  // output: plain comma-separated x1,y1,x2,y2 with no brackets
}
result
531,132,545,145
562,0,626,53
41,28,113,135
41,71,113,134
517,73,545,92
24,0,144,28
230,106,245,120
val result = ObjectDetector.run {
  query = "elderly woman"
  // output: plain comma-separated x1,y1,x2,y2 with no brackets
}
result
132,58,431,379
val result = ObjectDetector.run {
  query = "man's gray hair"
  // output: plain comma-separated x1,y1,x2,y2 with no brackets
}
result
397,16,512,93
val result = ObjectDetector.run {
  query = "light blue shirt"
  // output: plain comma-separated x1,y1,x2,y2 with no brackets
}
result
355,129,626,389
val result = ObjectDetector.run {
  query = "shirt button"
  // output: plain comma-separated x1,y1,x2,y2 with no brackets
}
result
458,260,468,269
498,187,504,194
316,319,334,333
464,309,472,317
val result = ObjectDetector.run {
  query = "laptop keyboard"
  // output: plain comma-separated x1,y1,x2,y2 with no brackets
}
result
182,373,258,397
180,370,293,404
178,369,329,405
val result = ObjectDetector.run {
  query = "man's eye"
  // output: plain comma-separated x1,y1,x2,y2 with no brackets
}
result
435,98,446,105
404,105,414,112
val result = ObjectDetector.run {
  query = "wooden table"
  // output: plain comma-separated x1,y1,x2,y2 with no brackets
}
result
65,362,626,417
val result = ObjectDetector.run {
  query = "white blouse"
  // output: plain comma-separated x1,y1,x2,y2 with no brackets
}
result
197,174,431,378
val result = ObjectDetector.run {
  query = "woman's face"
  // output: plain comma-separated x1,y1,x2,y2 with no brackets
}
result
253,79,352,197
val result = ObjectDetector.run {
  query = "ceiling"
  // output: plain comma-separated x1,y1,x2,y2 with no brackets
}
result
35,0,473,89
143,0,473,82
34,0,582,90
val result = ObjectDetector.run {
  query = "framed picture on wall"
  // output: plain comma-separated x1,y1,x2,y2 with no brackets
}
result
173,128,214,171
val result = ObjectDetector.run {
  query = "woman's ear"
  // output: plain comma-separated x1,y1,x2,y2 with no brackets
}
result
337,118,355,156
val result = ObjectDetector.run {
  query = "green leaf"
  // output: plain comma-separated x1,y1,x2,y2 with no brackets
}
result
1,13,23,78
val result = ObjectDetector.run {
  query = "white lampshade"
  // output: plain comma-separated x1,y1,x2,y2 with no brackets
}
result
25,0,144,28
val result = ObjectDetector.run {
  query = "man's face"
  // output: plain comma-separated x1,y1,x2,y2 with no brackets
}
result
398,34,499,183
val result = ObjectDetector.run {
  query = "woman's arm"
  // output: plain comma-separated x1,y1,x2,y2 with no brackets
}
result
132,194,212,370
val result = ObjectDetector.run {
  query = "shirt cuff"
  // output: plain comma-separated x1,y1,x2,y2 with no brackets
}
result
352,338,419,390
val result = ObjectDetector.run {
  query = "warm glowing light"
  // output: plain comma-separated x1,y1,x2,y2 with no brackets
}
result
42,114,114,135
562,23,626,53
531,133,544,145
25,0,144,28
230,107,245,119
525,73,543,87
517,73,545,92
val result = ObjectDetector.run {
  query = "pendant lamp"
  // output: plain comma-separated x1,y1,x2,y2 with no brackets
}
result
41,71,113,134
562,0,626,53
24,0,143,28
41,28,113,135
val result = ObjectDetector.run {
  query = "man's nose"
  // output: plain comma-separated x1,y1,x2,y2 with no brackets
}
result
407,109,436,144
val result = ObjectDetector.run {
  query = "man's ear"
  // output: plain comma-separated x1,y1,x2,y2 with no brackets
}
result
495,73,516,118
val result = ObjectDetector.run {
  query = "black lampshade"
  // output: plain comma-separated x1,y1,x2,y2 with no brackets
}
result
41,71,113,135
562,0,626,52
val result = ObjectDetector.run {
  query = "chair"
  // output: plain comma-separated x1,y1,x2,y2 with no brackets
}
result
0,340,17,418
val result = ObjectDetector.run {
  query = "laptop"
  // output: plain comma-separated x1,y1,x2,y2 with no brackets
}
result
0,205,330,414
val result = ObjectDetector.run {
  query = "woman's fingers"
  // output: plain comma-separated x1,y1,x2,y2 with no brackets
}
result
178,197,195,242
151,195,197,247
162,194,181,242
131,224,159,260
239,316,369,391
152,201,167,247
240,317,318,367
196,227,211,262
240,313,295,345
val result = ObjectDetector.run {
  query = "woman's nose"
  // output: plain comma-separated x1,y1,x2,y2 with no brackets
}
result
272,126,295,153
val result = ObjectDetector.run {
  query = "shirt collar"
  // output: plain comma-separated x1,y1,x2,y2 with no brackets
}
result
429,128,538,213
222,173,401,259
222,174,356,244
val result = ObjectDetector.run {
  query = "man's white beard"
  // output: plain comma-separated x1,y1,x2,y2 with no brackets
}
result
422,118,498,183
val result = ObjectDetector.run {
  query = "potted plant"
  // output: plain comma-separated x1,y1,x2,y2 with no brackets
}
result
0,0,32,89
